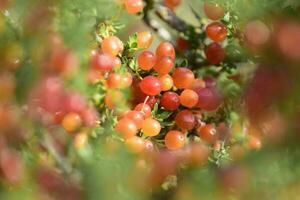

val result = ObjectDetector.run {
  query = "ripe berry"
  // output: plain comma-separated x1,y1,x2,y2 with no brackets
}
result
107,73,122,89
137,31,153,49
138,51,156,70
61,112,82,133
125,136,145,153
179,89,198,108
194,87,221,111
176,37,188,52
204,2,224,20
140,76,162,96
205,43,225,65
164,0,181,10
206,22,227,42
197,124,218,144
142,118,161,136
189,78,206,90
124,0,144,14
91,52,114,71
165,130,185,150
244,20,270,46
116,118,137,139
125,110,144,129
159,74,174,91
160,92,180,111
172,67,195,89
101,36,124,56
134,103,151,118
175,110,195,130
153,56,174,75
156,42,175,59
121,72,133,88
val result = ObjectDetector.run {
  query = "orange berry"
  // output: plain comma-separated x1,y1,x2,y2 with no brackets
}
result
204,1,225,20
125,136,145,153
134,103,152,118
165,130,185,150
156,42,175,59
74,132,88,149
101,36,123,56
172,67,195,89
124,0,144,14
197,124,218,144
137,31,153,49
142,118,161,136
61,112,82,133
153,56,174,75
125,110,144,129
159,74,174,91
179,89,198,108
138,51,156,70
116,118,137,139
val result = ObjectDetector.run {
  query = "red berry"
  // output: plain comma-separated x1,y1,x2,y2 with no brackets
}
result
116,118,137,139
194,87,221,111
124,0,144,14
197,124,218,144
172,67,195,89
206,22,227,42
125,110,144,129
204,2,224,20
153,56,174,75
175,110,195,130
91,52,114,71
121,72,133,88
205,43,225,65
156,42,175,59
138,51,156,70
176,37,188,52
164,0,181,10
140,76,162,96
160,92,180,111
244,20,270,46
107,73,122,89
165,130,185,150
134,103,151,118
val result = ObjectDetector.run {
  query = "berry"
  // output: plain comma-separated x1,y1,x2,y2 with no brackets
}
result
116,118,137,139
107,73,122,89
113,57,122,69
194,87,222,111
124,0,144,14
140,76,162,96
175,110,195,130
244,20,270,46
203,76,217,88
176,37,188,52
164,0,181,10
172,67,195,89
61,112,82,133
91,52,114,71
205,43,225,65
159,74,174,91
179,89,198,108
134,103,152,118
197,124,218,144
160,92,180,111
156,42,175,59
153,56,174,75
204,2,224,20
101,36,123,56
186,143,210,166
137,31,153,49
206,22,227,42
125,110,144,129
138,51,156,70
248,136,262,150
142,118,161,136
125,136,145,153
121,72,133,88
165,130,185,150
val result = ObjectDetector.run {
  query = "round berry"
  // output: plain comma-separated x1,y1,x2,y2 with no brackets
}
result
197,124,218,144
134,103,152,118
125,136,145,153
125,110,144,129
138,51,156,71
121,72,133,88
91,52,114,71
124,0,144,14
179,89,198,108
137,31,153,49
140,76,162,96
107,73,122,89
153,56,174,75
156,42,175,59
61,112,82,133
172,67,195,89
165,130,185,150
175,110,195,130
164,0,181,10
244,20,270,46
159,74,174,91
116,118,137,139
189,78,206,90
142,118,161,136
205,43,225,65
204,2,224,20
101,36,123,56
160,92,180,111
176,37,188,52
194,87,221,111
206,22,227,42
